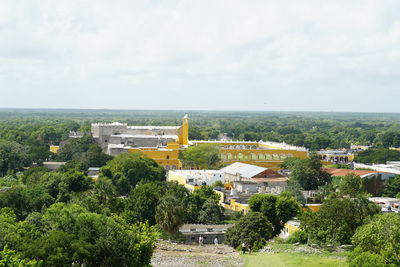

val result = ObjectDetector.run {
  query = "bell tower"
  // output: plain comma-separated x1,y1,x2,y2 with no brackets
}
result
179,114,189,145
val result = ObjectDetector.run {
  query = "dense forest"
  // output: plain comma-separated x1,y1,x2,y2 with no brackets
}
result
2,109,400,152
0,109,400,266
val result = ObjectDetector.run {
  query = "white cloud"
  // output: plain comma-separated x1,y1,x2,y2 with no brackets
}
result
0,0,399,111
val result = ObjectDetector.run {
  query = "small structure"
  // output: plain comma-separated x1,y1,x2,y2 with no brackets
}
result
167,170,224,188
43,161,66,171
88,167,100,178
281,219,301,238
369,197,400,213
179,224,233,244
221,162,284,182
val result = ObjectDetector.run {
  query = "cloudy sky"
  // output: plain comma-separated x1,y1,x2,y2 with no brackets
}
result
0,0,399,112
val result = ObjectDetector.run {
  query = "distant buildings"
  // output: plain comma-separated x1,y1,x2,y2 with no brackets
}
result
91,115,310,170
168,162,288,214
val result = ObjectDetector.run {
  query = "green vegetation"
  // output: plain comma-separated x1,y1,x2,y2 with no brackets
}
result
242,252,347,267
354,148,400,164
179,144,221,169
1,110,400,265
349,213,400,266
281,153,331,190
226,192,300,251
300,197,380,245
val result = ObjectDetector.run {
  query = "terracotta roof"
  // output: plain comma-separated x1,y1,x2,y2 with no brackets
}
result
323,168,380,177
251,177,288,183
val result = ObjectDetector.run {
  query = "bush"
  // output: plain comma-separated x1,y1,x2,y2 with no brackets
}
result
286,230,307,244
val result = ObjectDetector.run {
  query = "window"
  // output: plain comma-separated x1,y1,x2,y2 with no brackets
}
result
166,155,170,160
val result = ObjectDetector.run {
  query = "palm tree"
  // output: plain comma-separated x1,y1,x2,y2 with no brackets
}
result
155,196,185,237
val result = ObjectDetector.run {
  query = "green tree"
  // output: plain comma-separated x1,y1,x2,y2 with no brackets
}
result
225,212,273,251
179,144,220,169
198,199,224,224
338,173,365,198
300,197,380,245
282,153,331,190
383,175,400,198
248,193,300,236
185,186,221,223
100,153,165,195
349,213,400,266
355,148,400,164
155,196,185,236
0,141,31,176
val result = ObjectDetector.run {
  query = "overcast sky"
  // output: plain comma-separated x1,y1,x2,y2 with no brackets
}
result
0,0,399,112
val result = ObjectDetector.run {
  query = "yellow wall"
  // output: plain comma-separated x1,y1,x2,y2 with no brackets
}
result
284,222,300,236
128,148,181,168
302,204,321,212
50,145,60,153
222,199,250,214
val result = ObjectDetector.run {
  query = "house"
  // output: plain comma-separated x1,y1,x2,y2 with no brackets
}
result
43,161,66,171
179,224,234,244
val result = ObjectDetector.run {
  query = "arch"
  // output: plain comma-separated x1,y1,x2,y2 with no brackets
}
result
227,153,233,160
238,153,244,160
244,154,249,160
287,154,293,158
339,157,344,162
220,153,227,160
272,154,280,160
344,157,349,162
246,145,251,149
251,153,257,160
258,153,264,160
171,165,177,170
265,154,272,160
165,165,170,170
252,145,258,149
280,154,287,159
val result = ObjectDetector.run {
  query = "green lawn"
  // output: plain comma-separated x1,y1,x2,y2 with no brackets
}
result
243,252,348,267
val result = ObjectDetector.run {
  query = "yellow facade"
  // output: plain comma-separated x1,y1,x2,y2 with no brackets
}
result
193,141,309,171
283,221,300,236
50,145,60,153
128,147,182,170
222,199,250,214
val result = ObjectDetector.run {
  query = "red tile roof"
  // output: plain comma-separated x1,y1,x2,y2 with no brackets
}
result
323,168,379,177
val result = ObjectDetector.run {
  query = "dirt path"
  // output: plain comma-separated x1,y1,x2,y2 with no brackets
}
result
151,240,244,267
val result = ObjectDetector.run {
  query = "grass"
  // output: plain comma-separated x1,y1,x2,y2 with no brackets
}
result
242,252,348,267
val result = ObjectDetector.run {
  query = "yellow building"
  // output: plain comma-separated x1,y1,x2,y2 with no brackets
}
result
192,140,309,171
50,145,60,154
91,115,310,170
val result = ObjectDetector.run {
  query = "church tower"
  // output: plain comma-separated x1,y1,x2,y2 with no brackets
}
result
179,114,189,145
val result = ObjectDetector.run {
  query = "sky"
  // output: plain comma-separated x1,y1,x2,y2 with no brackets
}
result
0,0,400,112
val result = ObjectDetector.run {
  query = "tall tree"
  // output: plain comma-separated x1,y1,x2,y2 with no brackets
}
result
155,196,185,236
179,144,220,169
100,152,165,195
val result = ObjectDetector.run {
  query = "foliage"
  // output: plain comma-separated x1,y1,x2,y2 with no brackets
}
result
179,144,220,169
225,212,273,251
282,153,331,190
300,196,380,245
155,196,185,236
0,245,41,267
197,199,225,224
248,192,300,236
338,173,365,198
185,186,223,223
100,152,165,195
19,203,158,267
383,175,400,198
285,230,307,244
349,213,400,266
0,141,31,176
354,148,400,164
